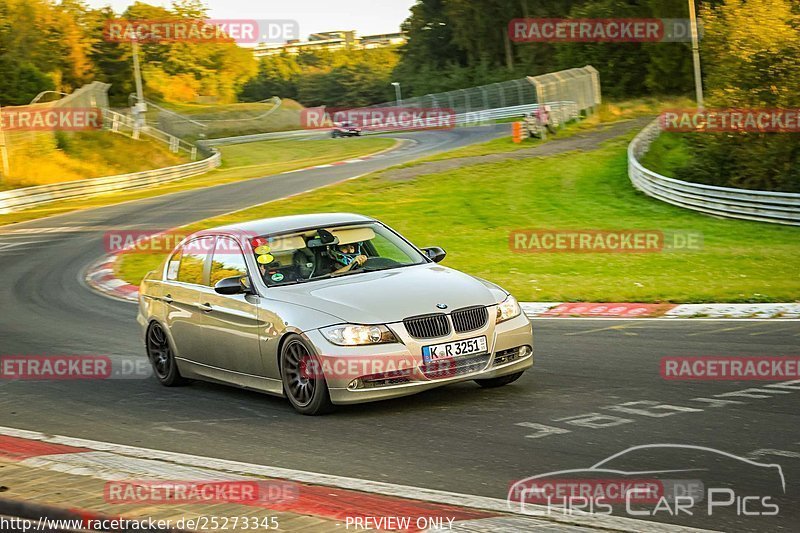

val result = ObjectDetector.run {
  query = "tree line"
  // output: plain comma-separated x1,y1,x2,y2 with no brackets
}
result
1,0,796,190
0,0,255,106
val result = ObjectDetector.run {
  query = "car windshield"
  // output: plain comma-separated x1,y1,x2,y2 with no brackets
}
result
250,222,427,286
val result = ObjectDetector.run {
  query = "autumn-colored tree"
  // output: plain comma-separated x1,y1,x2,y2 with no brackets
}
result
675,0,800,191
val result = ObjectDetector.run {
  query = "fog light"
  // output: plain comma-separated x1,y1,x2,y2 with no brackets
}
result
520,346,532,357
347,379,360,390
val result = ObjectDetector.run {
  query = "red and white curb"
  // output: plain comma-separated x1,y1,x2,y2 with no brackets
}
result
0,426,712,532
521,302,800,319
85,253,139,303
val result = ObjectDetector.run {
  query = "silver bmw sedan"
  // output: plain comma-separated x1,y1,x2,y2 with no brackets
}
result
137,213,533,415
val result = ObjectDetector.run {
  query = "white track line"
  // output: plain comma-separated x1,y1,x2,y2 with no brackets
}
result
0,426,715,533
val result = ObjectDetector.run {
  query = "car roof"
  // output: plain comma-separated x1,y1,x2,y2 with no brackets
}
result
209,213,376,238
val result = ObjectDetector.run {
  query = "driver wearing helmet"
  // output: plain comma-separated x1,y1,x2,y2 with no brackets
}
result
329,242,368,274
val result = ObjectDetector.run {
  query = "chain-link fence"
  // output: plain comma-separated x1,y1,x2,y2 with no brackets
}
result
0,82,207,186
143,97,305,140
123,65,601,141
0,82,110,183
367,66,600,124
382,78,540,116
528,66,601,127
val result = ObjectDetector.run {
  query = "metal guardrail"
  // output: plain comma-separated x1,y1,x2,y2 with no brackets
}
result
628,119,800,226
104,109,198,159
455,101,580,127
203,128,327,146
0,150,220,214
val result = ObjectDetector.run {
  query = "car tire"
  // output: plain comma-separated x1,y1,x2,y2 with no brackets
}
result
279,335,334,415
474,371,524,388
145,322,189,387
331,131,338,138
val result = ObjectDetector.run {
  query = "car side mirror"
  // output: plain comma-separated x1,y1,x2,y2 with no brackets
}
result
422,246,447,263
214,276,250,295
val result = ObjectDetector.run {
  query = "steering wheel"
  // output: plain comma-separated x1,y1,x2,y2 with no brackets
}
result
352,257,401,270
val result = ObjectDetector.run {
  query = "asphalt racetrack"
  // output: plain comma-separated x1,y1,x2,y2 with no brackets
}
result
0,125,798,532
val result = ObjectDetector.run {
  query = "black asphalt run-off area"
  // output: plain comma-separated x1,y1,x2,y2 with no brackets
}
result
0,124,798,532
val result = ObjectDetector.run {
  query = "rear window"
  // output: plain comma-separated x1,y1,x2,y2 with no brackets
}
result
175,237,215,285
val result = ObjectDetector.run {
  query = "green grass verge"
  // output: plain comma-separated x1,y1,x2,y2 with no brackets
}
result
0,137,395,227
411,97,694,165
0,131,188,191
115,130,799,303
640,132,693,178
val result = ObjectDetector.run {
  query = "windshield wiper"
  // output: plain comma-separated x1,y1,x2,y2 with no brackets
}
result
328,268,372,278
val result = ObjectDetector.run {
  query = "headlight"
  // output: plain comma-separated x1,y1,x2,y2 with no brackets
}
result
496,295,522,323
321,324,398,346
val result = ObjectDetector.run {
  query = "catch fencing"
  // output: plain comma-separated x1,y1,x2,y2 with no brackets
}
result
146,97,300,140
0,82,200,184
209,66,603,142
0,82,111,180
366,65,601,128
0,82,217,213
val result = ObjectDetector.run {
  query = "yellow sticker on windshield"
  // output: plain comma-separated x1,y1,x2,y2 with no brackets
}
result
254,245,271,255
257,254,274,264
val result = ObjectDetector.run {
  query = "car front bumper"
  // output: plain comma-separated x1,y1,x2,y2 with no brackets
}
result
304,312,533,405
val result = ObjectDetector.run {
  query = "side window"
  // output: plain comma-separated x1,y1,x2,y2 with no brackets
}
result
177,237,214,285
165,249,182,281
210,237,249,286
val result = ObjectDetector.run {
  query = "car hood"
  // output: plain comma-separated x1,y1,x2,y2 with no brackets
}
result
267,264,505,325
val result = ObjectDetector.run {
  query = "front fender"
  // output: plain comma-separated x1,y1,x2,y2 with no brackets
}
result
258,298,343,381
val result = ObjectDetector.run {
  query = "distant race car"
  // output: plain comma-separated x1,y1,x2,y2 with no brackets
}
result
138,213,533,415
331,121,362,137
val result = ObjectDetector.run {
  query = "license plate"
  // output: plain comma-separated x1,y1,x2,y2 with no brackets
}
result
422,336,487,363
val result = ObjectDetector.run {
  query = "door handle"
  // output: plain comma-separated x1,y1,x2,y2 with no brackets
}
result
162,294,173,304
197,302,213,313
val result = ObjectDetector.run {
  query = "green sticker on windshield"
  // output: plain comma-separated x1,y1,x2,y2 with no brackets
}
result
257,253,274,264
271,272,284,282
